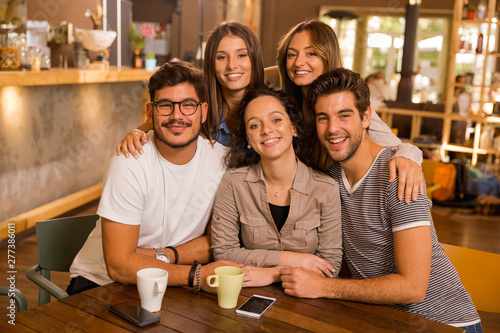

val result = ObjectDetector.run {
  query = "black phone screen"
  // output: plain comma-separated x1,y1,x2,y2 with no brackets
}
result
237,295,275,315
109,301,160,327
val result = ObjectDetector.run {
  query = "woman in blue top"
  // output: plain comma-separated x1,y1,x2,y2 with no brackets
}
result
116,21,264,150
116,19,423,201
203,21,265,146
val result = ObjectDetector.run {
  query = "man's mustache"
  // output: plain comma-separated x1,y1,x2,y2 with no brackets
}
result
161,120,192,128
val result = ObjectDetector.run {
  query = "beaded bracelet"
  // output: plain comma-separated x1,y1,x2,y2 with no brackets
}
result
166,246,179,264
195,264,202,292
188,260,198,288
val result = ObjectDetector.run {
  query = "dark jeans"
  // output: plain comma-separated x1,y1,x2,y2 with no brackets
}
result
66,276,100,295
459,322,483,333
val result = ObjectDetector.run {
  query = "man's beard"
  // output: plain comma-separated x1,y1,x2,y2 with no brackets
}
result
323,129,363,163
153,117,201,148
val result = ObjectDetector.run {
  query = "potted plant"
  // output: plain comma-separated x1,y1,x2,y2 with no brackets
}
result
127,23,144,68
127,22,157,69
144,52,157,71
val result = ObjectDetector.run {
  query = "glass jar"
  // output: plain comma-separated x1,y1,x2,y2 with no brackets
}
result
41,53,51,70
0,24,22,70
27,46,42,71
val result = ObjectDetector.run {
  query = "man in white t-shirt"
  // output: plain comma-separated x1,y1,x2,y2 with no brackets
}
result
280,68,481,331
69,60,236,294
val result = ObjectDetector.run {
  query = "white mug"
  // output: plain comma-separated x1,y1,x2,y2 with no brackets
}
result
136,268,168,312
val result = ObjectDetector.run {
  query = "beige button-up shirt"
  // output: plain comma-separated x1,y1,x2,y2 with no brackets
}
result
211,160,343,275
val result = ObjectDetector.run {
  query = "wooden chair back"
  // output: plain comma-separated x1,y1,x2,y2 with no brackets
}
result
442,243,500,313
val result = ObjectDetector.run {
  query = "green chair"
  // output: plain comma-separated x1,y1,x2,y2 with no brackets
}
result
26,214,99,306
0,286,27,312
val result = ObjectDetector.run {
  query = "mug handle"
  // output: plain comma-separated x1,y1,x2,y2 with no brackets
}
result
154,281,166,294
206,274,219,287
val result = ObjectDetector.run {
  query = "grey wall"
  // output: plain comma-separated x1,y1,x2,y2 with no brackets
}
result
0,82,143,220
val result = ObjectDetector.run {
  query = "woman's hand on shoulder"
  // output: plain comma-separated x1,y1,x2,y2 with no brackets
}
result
389,157,424,203
116,129,148,159
279,252,334,277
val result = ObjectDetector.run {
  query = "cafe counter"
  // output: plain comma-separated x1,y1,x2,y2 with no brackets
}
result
0,67,152,239
0,67,153,87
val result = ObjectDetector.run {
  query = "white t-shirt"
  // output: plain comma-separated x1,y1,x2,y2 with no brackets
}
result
70,132,227,285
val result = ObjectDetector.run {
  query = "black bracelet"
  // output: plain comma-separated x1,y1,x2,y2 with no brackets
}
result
188,260,198,288
166,246,179,264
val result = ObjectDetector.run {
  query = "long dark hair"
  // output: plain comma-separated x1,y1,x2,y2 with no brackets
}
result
203,21,265,141
225,85,314,168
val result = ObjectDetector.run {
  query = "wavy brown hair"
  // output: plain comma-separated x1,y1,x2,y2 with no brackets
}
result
225,85,314,169
203,21,265,141
276,19,342,109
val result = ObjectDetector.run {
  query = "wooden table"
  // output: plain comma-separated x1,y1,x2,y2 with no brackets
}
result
1,283,464,332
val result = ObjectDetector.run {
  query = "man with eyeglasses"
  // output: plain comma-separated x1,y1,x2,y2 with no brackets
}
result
69,60,238,294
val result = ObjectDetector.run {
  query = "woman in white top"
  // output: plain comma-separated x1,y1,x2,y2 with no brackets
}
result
274,19,424,201
117,20,423,201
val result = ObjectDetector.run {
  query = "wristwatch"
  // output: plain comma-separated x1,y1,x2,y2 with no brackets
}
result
154,247,170,263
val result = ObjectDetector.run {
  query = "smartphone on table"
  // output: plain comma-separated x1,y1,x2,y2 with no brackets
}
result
109,300,161,327
236,295,276,319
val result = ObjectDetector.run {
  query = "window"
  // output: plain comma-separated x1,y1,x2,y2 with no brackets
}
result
321,13,358,69
365,16,405,101
320,8,449,103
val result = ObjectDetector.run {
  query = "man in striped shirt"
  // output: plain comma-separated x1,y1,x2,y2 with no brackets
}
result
280,68,482,332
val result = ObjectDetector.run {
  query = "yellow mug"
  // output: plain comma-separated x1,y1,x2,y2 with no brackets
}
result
206,266,244,309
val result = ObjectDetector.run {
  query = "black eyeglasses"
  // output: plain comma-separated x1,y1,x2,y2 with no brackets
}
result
151,99,202,116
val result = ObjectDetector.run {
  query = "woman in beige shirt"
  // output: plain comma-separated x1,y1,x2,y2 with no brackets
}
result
211,86,342,287
116,20,423,203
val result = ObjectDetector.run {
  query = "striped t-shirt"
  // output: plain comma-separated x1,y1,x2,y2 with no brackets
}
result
327,148,480,327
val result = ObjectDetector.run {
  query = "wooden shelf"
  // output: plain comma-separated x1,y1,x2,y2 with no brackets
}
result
443,0,500,166
485,148,500,154
459,19,490,24
0,67,153,87
443,144,500,155
414,143,442,150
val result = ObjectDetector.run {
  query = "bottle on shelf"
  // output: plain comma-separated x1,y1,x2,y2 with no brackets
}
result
133,49,143,68
462,0,469,20
459,33,466,52
467,34,473,53
476,0,487,20
476,33,484,54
